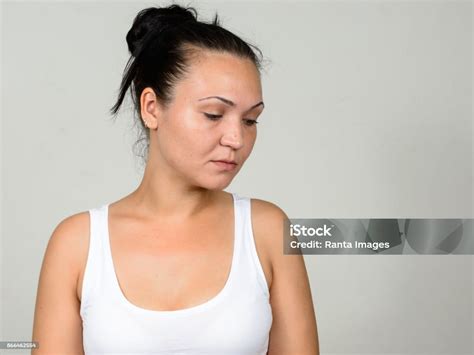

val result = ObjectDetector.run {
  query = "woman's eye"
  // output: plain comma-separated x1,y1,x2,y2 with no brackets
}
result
203,113,258,126
204,113,222,121
244,119,259,126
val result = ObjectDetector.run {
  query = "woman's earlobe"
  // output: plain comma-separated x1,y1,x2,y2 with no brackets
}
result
144,120,157,129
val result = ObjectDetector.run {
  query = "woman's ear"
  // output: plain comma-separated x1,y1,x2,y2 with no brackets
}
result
140,87,163,129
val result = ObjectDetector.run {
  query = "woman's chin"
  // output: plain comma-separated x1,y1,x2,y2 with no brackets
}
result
199,177,233,191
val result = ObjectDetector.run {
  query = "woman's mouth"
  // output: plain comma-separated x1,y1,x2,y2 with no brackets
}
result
212,160,237,171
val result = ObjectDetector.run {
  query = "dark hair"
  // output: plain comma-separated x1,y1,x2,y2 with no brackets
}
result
109,3,267,167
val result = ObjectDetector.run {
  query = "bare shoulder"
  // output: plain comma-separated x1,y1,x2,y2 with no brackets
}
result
48,211,90,256
250,198,289,234
250,197,309,279
44,211,91,296
250,198,319,353
51,210,90,237
32,211,91,354
249,198,290,290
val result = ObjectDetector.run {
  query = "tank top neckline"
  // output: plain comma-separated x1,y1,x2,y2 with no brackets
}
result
102,192,240,317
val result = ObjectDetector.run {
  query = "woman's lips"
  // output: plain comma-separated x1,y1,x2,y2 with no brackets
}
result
212,160,237,171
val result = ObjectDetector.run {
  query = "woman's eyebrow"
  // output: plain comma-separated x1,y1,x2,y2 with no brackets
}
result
198,96,264,112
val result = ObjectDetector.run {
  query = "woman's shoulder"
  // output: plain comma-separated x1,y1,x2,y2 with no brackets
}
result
43,211,92,296
231,192,289,228
248,196,289,220
33,210,92,352
46,211,91,258
246,196,290,273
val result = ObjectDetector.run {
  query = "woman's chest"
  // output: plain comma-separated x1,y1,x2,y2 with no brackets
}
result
82,292,273,355
76,214,273,310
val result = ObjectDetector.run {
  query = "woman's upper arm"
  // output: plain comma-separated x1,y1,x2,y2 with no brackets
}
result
252,199,320,355
32,212,89,355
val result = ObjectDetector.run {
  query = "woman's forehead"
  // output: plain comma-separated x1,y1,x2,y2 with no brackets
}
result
176,53,262,103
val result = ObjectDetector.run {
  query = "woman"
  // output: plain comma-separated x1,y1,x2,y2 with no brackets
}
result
32,4,319,354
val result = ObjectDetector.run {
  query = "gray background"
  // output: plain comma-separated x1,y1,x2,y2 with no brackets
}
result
1,0,473,354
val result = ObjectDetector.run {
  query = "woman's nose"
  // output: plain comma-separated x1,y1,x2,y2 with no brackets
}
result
220,123,244,149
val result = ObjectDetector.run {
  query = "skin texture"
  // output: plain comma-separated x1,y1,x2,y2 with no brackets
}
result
31,49,319,354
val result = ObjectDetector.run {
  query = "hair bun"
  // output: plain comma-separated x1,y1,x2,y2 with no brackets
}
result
126,5,197,57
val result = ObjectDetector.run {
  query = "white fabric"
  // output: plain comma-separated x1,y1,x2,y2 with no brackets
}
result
80,192,273,355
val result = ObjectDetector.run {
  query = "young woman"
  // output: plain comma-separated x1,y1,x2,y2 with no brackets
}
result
32,4,319,354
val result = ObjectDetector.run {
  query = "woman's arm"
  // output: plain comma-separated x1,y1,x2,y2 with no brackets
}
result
31,214,88,355
252,199,319,355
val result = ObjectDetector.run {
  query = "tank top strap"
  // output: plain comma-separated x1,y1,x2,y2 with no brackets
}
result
231,193,271,299
80,205,107,318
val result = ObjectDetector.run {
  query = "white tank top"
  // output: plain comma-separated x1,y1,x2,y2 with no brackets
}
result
80,192,273,355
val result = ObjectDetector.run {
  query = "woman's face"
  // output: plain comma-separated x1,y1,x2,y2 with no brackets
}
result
148,50,264,190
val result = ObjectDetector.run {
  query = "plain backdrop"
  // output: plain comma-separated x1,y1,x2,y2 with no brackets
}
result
1,0,473,354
